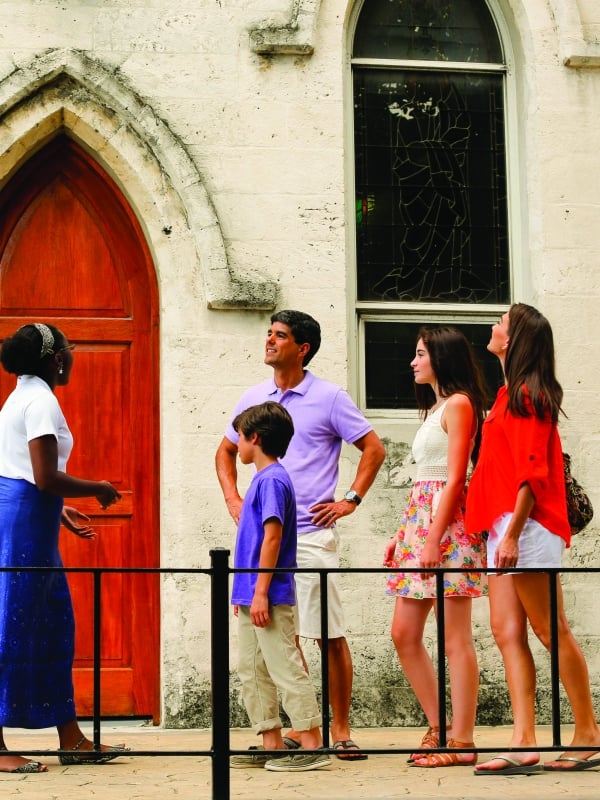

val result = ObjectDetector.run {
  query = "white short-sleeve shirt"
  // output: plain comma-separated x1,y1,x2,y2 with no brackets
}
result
0,374,73,484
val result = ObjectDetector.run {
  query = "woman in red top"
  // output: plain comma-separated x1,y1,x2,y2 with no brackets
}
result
466,303,600,774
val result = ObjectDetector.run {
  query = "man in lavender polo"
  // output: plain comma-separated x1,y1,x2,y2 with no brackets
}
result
215,310,385,760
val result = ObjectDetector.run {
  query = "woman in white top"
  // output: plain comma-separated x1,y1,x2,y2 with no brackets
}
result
384,327,487,767
0,323,125,773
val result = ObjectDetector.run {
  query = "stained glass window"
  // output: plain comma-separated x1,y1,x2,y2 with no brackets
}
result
353,0,502,62
354,68,509,304
352,0,509,410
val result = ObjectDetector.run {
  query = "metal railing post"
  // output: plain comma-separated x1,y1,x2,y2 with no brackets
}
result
210,548,231,800
548,569,562,746
319,570,330,749
92,569,102,748
435,570,448,746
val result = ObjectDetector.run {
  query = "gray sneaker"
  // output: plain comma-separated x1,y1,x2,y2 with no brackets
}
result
264,749,332,772
231,746,286,769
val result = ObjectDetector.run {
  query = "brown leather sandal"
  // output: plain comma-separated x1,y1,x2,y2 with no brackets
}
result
406,726,441,764
411,738,477,768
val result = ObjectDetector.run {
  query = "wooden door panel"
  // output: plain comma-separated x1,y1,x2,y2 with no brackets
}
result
74,669,134,717
56,345,130,481
0,136,159,720
1,179,123,311
69,568,127,661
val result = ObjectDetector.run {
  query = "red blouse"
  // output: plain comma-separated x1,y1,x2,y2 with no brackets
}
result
465,385,570,545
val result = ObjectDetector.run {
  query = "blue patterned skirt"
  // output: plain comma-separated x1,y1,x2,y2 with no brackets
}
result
0,477,76,728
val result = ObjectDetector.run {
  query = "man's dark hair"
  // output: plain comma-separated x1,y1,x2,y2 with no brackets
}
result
233,402,295,458
270,310,321,366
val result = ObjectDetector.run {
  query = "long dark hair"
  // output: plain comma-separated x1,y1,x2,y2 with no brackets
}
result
504,303,563,422
414,326,487,459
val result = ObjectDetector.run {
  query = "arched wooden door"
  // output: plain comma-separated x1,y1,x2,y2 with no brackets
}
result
0,136,159,721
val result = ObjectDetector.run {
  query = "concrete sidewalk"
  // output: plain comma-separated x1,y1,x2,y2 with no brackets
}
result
1,724,598,799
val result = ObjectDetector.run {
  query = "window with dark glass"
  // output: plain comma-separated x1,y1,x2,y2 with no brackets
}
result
352,0,510,410
364,320,504,409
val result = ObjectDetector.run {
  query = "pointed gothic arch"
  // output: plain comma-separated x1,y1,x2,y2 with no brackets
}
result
0,48,278,310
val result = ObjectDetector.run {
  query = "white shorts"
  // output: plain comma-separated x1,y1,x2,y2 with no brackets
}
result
487,513,565,571
295,529,346,640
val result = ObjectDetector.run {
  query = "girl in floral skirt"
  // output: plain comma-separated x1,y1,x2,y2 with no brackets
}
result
383,326,487,767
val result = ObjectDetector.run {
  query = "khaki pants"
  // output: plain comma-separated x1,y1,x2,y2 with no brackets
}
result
237,604,322,734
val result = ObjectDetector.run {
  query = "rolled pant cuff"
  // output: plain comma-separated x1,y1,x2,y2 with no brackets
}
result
252,717,282,734
288,715,322,732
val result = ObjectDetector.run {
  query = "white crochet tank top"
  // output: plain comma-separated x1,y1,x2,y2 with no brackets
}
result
411,401,448,482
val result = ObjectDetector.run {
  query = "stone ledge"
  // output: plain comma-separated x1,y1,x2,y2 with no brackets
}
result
249,0,321,56
563,54,600,69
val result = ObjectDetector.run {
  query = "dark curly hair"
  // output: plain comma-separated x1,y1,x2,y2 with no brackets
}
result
1,323,66,377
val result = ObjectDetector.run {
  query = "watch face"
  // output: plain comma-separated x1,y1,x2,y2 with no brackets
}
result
345,490,361,504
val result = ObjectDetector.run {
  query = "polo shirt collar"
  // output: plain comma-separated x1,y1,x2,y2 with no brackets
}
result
268,369,314,397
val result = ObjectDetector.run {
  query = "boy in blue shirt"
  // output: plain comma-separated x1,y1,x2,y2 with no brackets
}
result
230,402,330,772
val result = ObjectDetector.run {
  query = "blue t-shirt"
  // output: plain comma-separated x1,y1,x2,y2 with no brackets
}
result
231,461,297,606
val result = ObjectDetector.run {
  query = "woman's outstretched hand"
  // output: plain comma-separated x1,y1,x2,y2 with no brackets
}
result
95,481,122,510
62,506,96,539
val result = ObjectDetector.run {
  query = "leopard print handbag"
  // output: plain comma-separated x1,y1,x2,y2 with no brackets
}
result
563,452,594,535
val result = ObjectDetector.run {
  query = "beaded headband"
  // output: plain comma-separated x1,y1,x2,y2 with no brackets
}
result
32,323,55,358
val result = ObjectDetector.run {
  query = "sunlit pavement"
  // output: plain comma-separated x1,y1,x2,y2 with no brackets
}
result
1,724,597,799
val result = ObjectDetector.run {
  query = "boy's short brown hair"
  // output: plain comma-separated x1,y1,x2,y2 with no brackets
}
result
233,401,294,458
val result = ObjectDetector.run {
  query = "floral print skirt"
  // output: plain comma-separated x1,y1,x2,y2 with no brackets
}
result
386,479,487,599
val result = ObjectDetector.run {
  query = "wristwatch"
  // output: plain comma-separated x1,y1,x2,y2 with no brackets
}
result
344,489,362,506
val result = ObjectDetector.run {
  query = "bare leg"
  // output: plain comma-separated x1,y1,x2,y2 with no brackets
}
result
391,596,440,727
324,636,353,745
439,597,478,745
262,728,287,751
475,576,540,772
514,573,600,767
264,725,322,752
397,596,476,767
298,726,323,750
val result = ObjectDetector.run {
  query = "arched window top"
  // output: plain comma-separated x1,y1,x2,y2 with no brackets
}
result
353,0,503,64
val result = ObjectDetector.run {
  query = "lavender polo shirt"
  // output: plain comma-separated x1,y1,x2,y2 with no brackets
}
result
225,370,373,533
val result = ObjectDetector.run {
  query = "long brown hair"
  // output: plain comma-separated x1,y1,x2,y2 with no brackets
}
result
504,303,563,422
414,326,488,460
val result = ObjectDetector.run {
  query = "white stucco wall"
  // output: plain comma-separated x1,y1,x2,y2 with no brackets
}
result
0,0,598,728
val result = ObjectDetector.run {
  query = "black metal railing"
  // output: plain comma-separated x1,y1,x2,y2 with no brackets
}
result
1,551,598,799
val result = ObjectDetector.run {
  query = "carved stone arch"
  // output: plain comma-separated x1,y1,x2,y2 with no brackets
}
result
0,48,278,309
